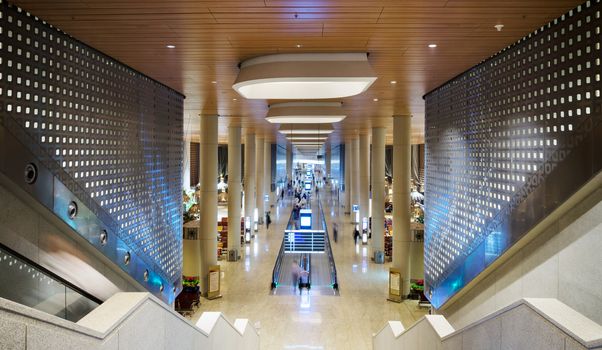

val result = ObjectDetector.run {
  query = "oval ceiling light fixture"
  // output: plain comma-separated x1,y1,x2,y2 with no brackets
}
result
233,53,377,99
278,123,334,135
286,136,329,141
266,102,346,124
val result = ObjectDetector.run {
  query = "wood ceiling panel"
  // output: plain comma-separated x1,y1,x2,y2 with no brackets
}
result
9,0,584,144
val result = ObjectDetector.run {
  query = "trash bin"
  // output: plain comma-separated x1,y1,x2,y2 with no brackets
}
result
228,249,238,262
374,251,385,264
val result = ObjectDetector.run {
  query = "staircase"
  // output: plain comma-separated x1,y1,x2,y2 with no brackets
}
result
374,298,602,350
0,293,259,350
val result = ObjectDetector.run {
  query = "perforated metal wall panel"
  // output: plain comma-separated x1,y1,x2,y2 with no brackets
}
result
0,1,184,303
424,0,602,308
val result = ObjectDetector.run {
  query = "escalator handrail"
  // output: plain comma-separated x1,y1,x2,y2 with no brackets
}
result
271,207,297,288
318,198,338,290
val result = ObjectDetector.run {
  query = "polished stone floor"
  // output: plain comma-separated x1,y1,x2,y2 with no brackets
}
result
194,190,427,349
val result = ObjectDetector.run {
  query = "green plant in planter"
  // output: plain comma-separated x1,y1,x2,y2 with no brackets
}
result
182,276,199,288
410,283,424,292
410,279,425,292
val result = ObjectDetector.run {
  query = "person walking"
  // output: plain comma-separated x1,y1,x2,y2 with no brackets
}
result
333,222,338,243
265,212,272,230
353,226,360,245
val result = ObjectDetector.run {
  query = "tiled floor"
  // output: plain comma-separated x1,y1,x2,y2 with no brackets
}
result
193,190,427,349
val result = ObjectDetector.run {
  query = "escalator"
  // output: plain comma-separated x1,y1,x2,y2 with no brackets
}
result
271,192,338,295
0,243,101,321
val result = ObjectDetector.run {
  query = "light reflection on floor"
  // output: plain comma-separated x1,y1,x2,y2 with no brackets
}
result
193,191,427,349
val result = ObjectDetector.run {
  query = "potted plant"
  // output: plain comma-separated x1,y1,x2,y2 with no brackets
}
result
410,279,425,300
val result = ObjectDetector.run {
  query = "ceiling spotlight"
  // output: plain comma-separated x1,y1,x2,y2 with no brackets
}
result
266,102,346,124
428,44,437,48
296,44,303,48
233,53,377,99
232,98,237,101
373,98,379,102
166,44,176,49
494,24,504,32
211,81,217,84
390,80,397,84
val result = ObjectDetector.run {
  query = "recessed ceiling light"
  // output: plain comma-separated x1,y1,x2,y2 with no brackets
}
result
232,98,237,101
211,81,217,84
428,44,437,48
233,53,377,99
296,44,303,48
390,80,397,84
373,98,379,102
166,44,176,49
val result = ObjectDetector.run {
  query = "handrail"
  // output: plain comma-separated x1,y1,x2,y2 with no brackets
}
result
0,243,101,322
318,195,339,290
270,208,297,289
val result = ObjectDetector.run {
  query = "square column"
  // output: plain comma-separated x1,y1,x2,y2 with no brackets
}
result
392,115,412,296
198,115,218,296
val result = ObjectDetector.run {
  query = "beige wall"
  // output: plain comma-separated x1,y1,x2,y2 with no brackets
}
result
439,186,602,330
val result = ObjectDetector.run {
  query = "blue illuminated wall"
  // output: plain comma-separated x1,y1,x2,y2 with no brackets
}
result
424,0,602,308
0,2,184,303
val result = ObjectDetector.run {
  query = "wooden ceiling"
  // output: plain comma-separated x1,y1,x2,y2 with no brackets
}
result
11,0,583,145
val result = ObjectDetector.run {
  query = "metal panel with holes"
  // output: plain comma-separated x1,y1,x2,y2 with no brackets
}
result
424,0,602,308
0,1,184,303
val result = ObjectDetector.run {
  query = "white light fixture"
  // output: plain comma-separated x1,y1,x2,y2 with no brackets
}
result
211,81,217,84
494,24,504,32
373,98,379,102
233,53,377,99
428,44,437,48
266,102,346,124
390,80,397,84
166,44,176,49
278,124,334,135
286,136,328,141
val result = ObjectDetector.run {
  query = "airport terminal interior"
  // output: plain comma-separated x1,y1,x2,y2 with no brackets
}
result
0,0,601,349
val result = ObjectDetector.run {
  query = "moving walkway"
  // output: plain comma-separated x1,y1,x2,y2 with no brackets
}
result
270,193,338,294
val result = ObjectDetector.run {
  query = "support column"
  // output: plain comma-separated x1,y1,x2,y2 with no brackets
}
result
286,143,293,182
227,125,242,258
264,140,272,210
351,137,360,223
198,115,218,296
371,127,386,262
182,138,191,190
351,138,361,223
325,142,331,180
255,136,265,224
392,115,412,296
244,133,256,232
344,140,351,213
359,132,370,232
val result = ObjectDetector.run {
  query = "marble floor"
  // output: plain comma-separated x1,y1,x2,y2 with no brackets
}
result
193,191,427,349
